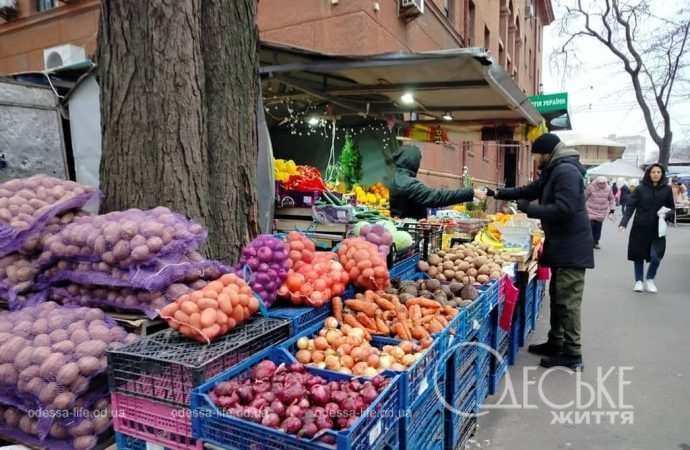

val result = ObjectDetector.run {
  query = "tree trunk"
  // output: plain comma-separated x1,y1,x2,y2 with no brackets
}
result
97,0,259,263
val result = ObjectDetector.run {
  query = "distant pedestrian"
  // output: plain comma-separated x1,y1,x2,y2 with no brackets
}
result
611,182,619,205
619,182,631,213
586,176,616,249
489,133,593,370
619,164,675,293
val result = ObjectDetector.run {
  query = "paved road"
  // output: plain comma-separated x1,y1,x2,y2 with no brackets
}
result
476,222,690,450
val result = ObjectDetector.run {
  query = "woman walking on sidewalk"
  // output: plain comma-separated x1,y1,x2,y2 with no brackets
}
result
586,177,616,249
619,164,675,293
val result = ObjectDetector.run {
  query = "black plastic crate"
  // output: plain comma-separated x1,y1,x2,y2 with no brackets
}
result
395,222,443,261
107,317,291,407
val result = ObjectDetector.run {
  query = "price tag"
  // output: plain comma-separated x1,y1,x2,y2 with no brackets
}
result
304,196,313,205
368,420,382,445
418,376,429,396
472,319,480,330
146,443,165,450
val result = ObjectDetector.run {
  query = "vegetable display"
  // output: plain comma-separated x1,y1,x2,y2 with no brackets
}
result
338,291,457,341
387,278,477,308
353,223,392,259
38,207,206,269
0,303,137,416
234,235,289,307
0,398,112,450
0,175,98,257
336,238,389,290
417,243,510,285
208,358,389,439
279,251,349,307
159,273,260,343
294,317,430,375
339,134,361,191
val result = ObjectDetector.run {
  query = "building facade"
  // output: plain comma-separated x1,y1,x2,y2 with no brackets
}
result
1,0,554,191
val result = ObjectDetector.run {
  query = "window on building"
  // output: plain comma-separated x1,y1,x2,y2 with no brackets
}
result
37,0,56,12
468,0,476,45
484,25,490,51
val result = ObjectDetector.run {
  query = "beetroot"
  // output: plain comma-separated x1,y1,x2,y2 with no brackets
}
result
281,416,303,433
252,360,277,380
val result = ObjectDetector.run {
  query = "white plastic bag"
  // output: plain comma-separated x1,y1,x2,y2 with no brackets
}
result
658,206,671,237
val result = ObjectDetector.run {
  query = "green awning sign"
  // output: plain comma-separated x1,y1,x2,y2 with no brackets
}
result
529,92,568,113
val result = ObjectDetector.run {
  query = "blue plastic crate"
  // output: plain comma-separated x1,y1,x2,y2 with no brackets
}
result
446,343,477,402
192,347,401,450
455,416,477,450
116,433,146,450
476,379,489,408
380,420,401,450
478,280,500,310
390,254,421,281
444,390,477,450
461,294,489,341
400,374,446,450
373,335,444,409
509,313,522,365
267,302,332,336
489,357,509,396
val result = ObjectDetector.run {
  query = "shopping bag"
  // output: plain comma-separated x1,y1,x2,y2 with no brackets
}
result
658,206,671,237
499,276,519,332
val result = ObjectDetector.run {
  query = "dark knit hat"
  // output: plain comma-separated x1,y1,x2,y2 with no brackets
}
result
531,133,561,154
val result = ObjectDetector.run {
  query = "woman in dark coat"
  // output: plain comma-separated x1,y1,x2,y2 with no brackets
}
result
619,164,675,293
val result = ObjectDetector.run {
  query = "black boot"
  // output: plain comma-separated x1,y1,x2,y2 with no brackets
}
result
540,354,583,370
527,342,562,357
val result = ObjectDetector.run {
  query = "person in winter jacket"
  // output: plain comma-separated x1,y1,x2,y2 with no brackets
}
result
619,164,675,294
585,176,616,249
489,133,593,370
611,182,619,205
389,145,482,219
619,183,632,213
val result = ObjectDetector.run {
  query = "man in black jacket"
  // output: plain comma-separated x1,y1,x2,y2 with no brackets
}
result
389,145,482,219
489,134,594,370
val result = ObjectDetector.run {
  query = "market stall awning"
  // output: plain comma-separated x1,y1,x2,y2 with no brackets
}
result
587,159,644,179
260,42,543,126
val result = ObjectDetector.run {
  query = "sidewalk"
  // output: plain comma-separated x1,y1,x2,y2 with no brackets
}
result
476,224,690,450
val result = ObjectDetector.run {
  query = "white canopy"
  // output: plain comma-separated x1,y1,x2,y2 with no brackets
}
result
587,159,644,179
553,130,626,149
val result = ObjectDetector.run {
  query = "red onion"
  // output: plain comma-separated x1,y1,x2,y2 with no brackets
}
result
324,402,340,418
281,416,302,433
244,406,262,423
309,385,331,406
327,381,340,392
253,380,271,394
315,414,334,431
237,386,254,404
320,435,336,444
289,362,305,373
349,380,362,392
270,400,285,417
371,375,387,389
262,412,281,428
214,381,234,396
346,416,358,428
259,391,276,403
331,390,347,405
299,422,318,438
278,383,305,405
252,360,277,380
336,417,350,429
298,398,311,409
250,397,268,410
360,386,378,404
286,405,304,418
306,375,327,387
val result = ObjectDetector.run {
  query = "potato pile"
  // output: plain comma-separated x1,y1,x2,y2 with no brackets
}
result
418,243,511,285
386,278,478,308
39,207,206,269
0,175,97,256
19,211,88,255
294,317,430,375
0,398,111,450
0,303,137,414
50,279,209,319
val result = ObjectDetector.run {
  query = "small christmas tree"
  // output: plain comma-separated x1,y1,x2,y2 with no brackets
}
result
339,134,361,191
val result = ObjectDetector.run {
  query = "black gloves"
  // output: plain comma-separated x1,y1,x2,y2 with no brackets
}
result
517,199,531,213
485,188,496,197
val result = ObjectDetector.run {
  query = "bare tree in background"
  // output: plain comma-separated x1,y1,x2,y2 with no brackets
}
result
556,0,689,165
98,0,260,262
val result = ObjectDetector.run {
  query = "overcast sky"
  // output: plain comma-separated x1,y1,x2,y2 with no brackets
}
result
541,0,689,157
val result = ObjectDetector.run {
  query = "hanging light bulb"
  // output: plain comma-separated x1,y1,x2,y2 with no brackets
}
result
400,92,415,105
442,112,453,121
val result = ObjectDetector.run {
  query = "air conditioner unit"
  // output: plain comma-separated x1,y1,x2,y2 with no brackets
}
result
0,0,18,21
400,0,424,18
43,44,86,70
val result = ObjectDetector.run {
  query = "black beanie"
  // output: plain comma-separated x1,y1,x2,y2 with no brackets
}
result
531,133,561,154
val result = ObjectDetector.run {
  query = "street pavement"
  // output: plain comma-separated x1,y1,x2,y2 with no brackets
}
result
475,222,690,450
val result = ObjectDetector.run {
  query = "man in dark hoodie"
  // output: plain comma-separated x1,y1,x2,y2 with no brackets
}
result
389,145,482,219
489,133,594,370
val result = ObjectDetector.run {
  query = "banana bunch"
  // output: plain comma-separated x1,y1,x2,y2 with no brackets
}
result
474,228,504,249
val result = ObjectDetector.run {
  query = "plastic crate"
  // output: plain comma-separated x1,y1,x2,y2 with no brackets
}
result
192,347,401,450
508,313,522,365
534,280,545,320
396,222,443,261
489,357,509,396
379,420,401,450
267,302,331,335
444,391,477,450
456,416,477,450
108,317,291,407
400,374,446,450
115,433,147,450
373,335,444,409
446,343,477,402
461,294,489,341
389,254,421,281
478,279,500,310
112,394,200,450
